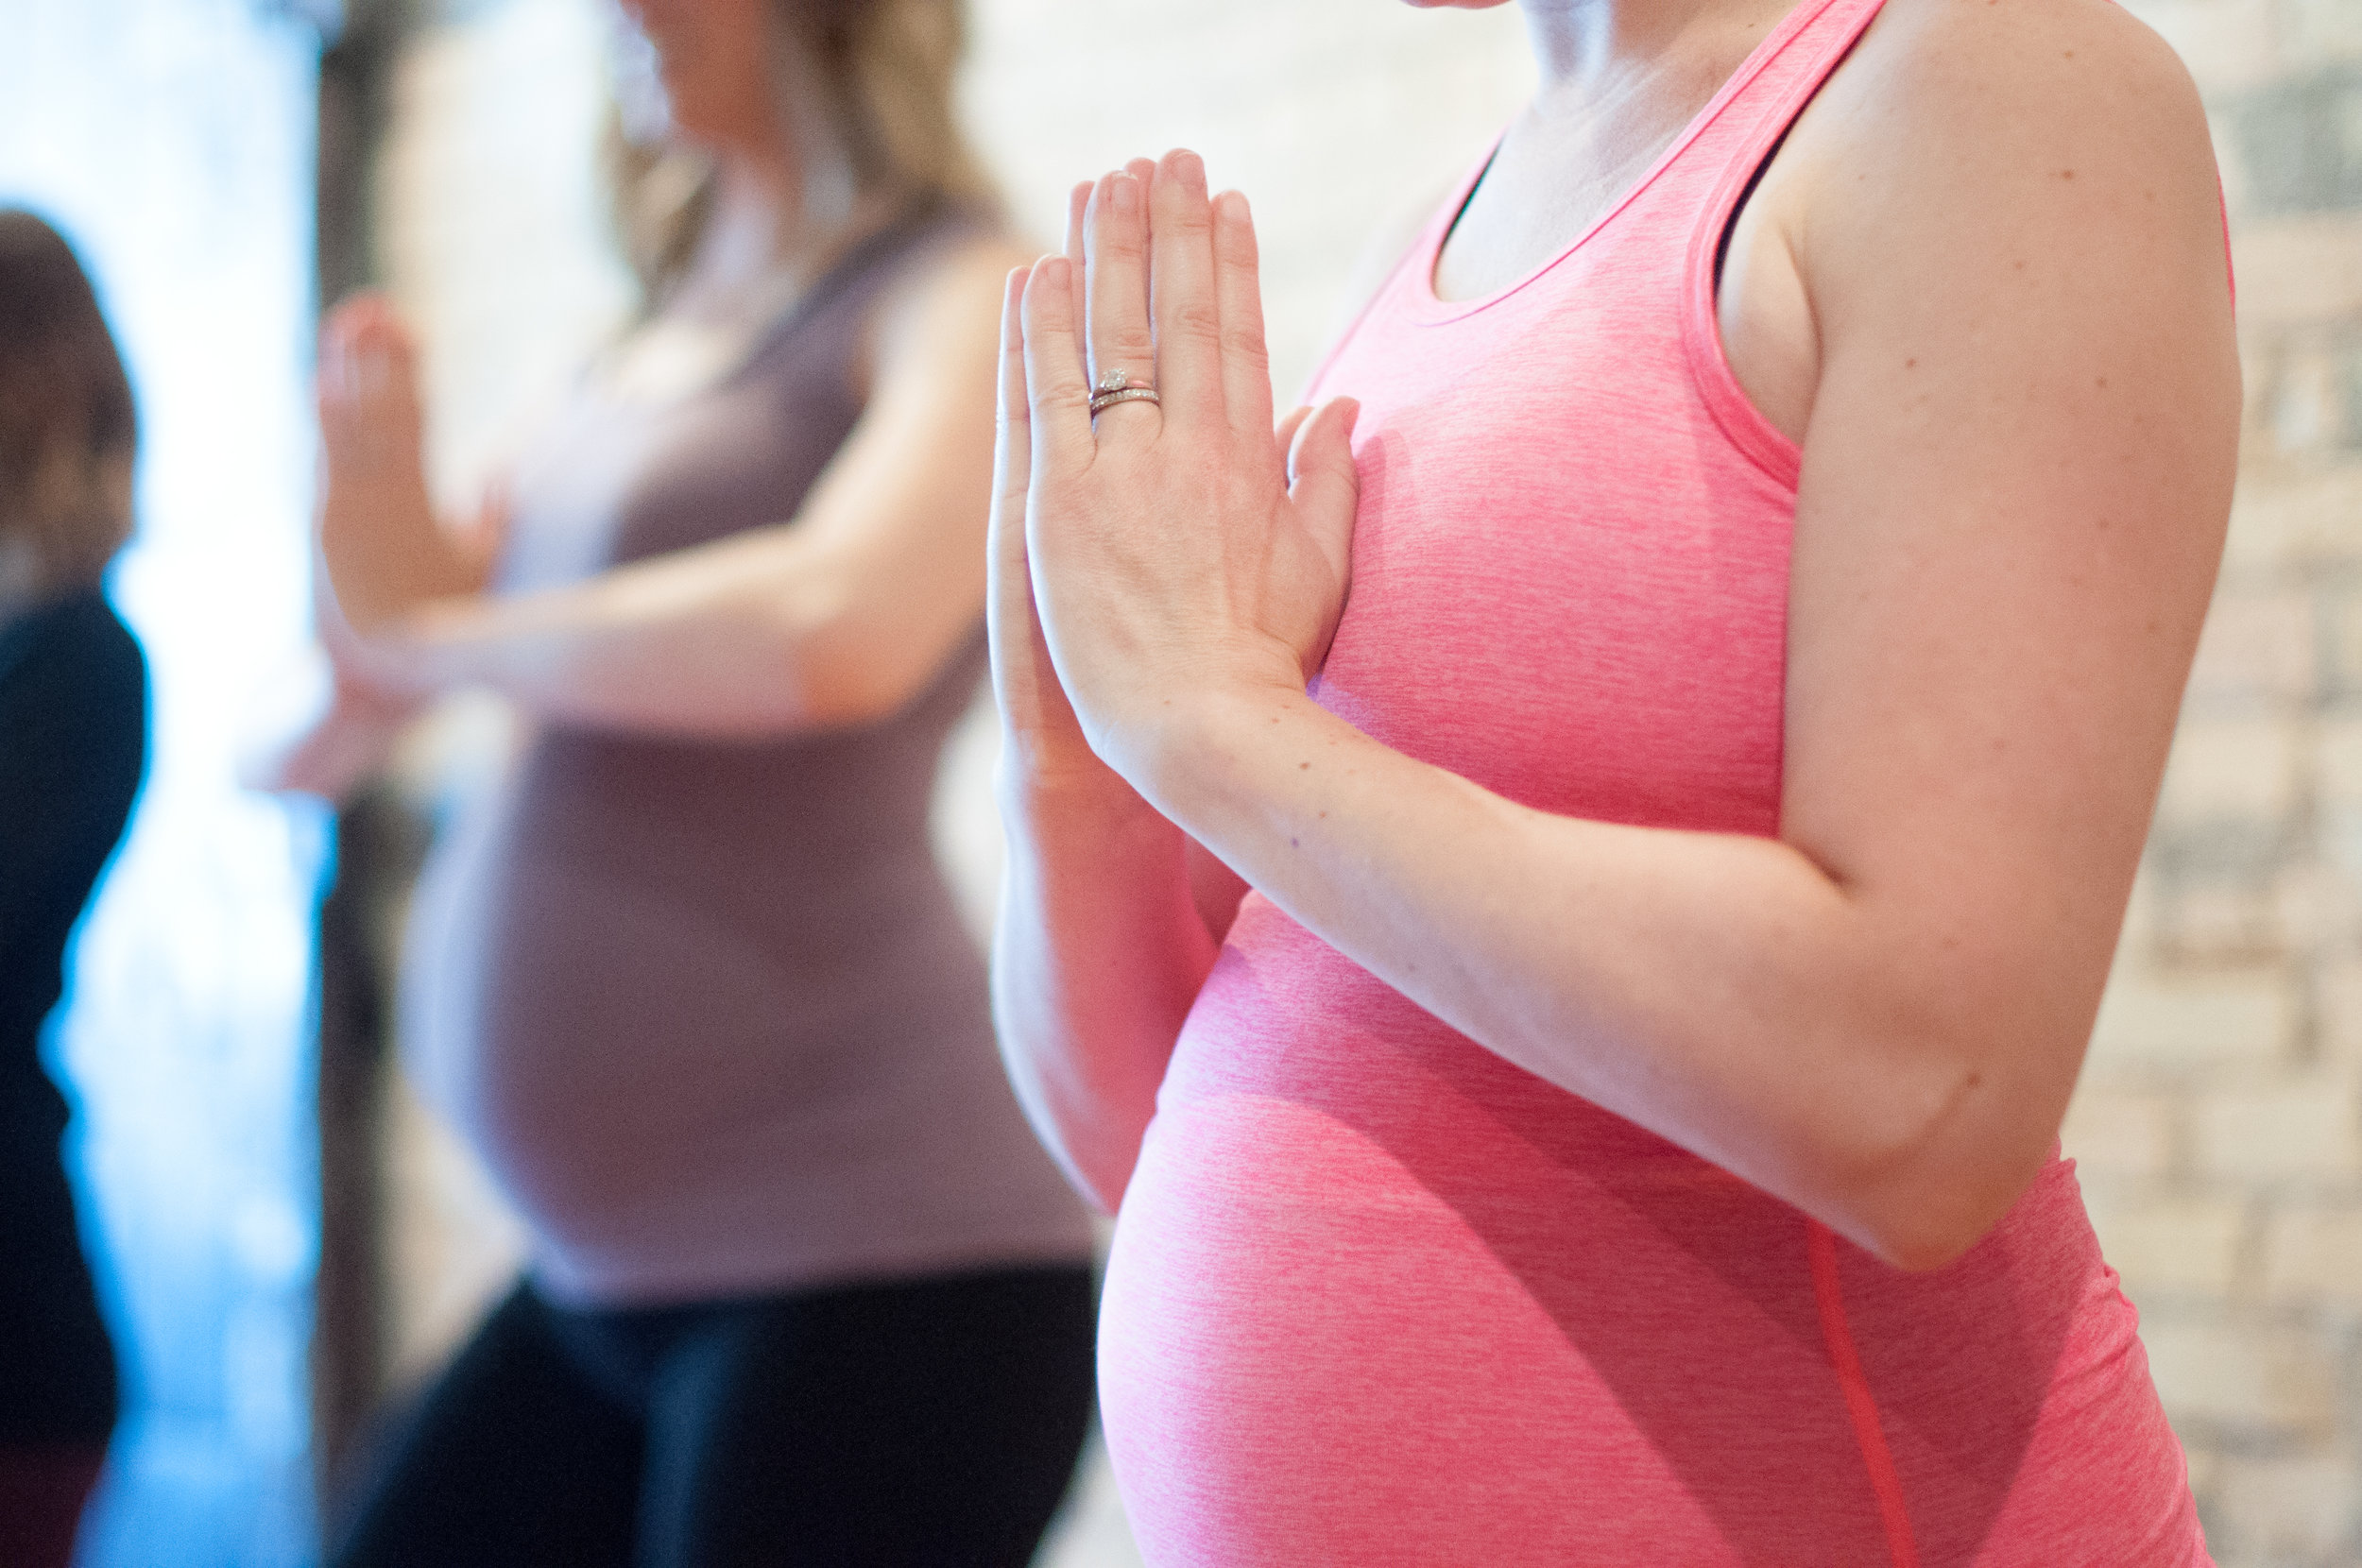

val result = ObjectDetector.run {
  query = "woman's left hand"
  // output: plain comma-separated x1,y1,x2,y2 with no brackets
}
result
1013,149,1361,801
316,295,503,637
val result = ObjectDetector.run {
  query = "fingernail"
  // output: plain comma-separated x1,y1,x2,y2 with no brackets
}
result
1217,190,1250,225
1171,150,1207,194
1109,175,1138,215
1035,255,1070,289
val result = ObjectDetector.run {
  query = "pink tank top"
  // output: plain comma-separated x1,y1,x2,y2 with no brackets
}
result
1095,1,2212,1561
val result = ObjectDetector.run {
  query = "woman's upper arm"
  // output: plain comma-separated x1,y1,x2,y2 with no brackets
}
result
771,233,1032,719
1778,0,2238,1151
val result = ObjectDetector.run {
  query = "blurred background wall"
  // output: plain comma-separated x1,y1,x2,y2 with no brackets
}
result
1,0,2358,1562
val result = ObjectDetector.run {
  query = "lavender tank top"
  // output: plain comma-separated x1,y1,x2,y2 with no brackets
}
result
402,207,1093,1306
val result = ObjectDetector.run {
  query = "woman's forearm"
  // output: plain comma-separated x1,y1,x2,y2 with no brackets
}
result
1137,686,2099,1270
334,241,1016,740
375,525,938,738
391,564,801,736
991,774,1221,1213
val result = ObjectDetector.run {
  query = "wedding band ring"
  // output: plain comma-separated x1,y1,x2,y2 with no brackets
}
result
1090,385,1160,415
1090,368,1158,417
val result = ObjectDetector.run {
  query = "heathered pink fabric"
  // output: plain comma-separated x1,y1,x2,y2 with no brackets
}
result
1096,1,2215,1561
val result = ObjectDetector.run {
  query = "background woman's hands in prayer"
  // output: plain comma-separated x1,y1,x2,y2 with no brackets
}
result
250,295,510,799
315,294,504,639
994,149,1361,805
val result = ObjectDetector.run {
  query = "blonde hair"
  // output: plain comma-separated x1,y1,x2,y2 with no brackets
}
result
0,211,136,605
610,0,997,311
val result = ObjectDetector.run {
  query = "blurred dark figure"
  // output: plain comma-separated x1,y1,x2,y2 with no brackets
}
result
0,210,146,1568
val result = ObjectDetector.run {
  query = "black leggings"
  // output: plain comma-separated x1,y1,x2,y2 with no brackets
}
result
0,1154,116,1447
331,1263,1099,1568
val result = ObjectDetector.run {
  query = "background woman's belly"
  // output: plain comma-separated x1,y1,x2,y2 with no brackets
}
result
399,766,1090,1305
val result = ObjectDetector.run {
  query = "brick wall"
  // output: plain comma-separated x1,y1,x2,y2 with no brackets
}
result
2075,7,2362,1560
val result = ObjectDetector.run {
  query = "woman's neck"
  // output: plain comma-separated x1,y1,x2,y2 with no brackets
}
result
1430,0,1797,301
1519,0,1761,92
601,126,899,403
671,125,880,324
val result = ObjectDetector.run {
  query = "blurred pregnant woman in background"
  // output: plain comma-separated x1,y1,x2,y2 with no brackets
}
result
275,1,1096,1562
0,211,145,1568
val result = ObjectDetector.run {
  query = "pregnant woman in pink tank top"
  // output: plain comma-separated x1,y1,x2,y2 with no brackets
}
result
988,0,2236,1560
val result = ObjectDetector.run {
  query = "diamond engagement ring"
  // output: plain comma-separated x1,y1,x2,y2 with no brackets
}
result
1089,369,1160,417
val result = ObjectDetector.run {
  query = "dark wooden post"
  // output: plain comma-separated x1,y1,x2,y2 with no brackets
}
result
307,0,419,1520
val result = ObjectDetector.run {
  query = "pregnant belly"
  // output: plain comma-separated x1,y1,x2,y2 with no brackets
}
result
1104,1016,2207,1568
1100,1089,1912,1568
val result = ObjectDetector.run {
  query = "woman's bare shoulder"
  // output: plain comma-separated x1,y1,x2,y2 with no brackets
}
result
867,227,1034,385
1787,0,2226,339
1823,0,2215,197
892,224,1031,319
